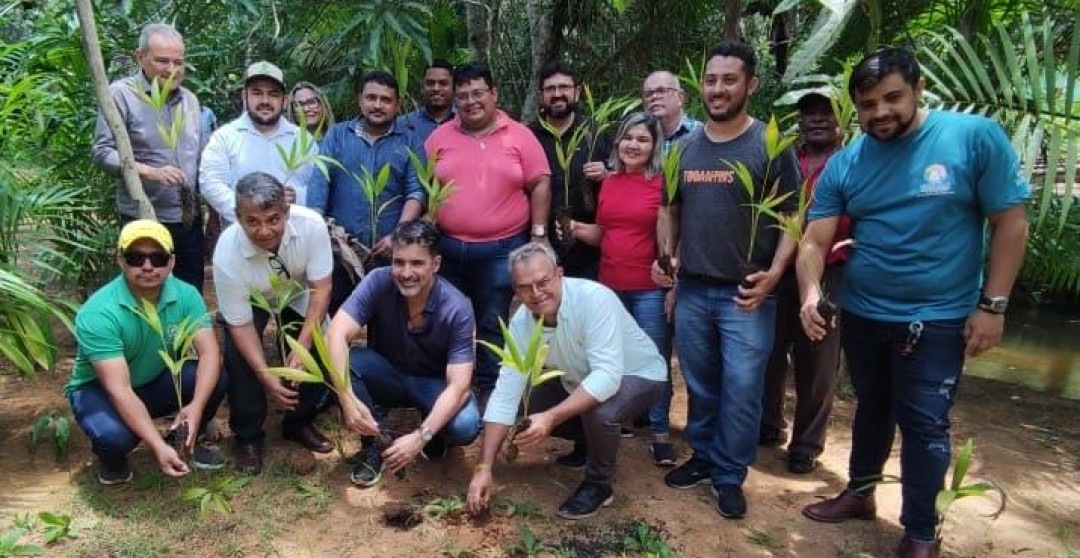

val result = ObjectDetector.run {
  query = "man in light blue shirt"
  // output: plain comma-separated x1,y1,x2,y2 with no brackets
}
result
466,242,665,521
200,61,316,225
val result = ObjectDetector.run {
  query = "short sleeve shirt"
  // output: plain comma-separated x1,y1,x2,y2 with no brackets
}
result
808,110,1030,320
340,267,475,378
66,275,211,395
596,172,664,291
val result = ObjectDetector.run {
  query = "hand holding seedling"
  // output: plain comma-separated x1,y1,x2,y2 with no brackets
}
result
136,162,186,187
382,430,424,473
650,257,678,288
964,309,1004,357
340,395,379,436
259,372,300,410
582,161,607,181
370,234,393,258
467,467,494,514
171,404,203,450
154,442,190,477
799,296,833,341
735,268,780,311
513,411,555,447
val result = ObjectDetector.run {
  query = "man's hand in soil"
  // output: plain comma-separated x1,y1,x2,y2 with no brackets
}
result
467,468,493,514
382,430,424,474
735,268,780,311
798,295,830,341
258,372,299,410
135,162,186,187
371,234,393,258
341,395,379,436
964,309,1004,357
154,443,190,477
172,404,204,450
514,412,555,447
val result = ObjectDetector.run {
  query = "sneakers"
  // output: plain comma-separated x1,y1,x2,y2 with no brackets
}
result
97,459,133,485
350,444,384,487
664,456,711,489
711,483,747,519
556,481,614,520
787,451,817,474
192,444,226,471
555,440,587,469
649,442,678,468
235,443,264,476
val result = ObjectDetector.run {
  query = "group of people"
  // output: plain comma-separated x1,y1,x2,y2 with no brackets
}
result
74,21,1029,558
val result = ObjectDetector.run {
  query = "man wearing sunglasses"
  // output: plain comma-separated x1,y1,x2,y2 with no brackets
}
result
213,172,335,475
66,220,226,485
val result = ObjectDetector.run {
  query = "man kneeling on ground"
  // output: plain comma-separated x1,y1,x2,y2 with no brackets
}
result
467,242,666,520
326,219,482,487
67,220,226,484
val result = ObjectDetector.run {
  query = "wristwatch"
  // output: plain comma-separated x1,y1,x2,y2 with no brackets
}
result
977,294,1009,315
419,425,434,443
531,224,547,237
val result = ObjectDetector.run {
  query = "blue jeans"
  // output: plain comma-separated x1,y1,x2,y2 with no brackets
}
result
68,361,226,469
842,311,965,543
615,289,673,436
349,348,481,446
437,233,527,395
674,277,776,486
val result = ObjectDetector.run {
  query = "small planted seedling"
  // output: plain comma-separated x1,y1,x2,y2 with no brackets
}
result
295,479,334,513
37,512,80,545
0,528,42,557
477,316,565,461
423,495,466,520
182,475,251,518
934,438,1007,548
623,522,681,558
29,409,71,461
408,148,455,221
506,525,549,558
493,497,544,519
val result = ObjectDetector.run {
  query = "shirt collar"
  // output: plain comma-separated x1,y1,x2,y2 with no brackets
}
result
235,112,298,139
118,274,180,310
348,117,405,139
453,110,510,137
421,106,455,124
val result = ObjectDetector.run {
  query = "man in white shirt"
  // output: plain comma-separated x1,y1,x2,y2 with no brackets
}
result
466,242,665,520
212,172,333,474
199,61,316,225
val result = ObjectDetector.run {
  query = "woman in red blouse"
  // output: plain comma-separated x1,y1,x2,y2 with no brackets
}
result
566,112,676,467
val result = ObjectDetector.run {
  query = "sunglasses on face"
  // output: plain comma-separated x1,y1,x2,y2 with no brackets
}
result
123,251,171,267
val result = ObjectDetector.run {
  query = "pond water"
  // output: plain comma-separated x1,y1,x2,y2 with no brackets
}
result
966,302,1080,400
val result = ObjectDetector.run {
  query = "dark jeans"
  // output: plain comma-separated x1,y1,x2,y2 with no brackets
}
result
349,348,481,446
68,362,226,469
675,277,776,486
120,215,205,293
842,311,965,543
437,233,527,395
615,289,673,436
761,265,843,456
221,307,328,446
528,376,664,485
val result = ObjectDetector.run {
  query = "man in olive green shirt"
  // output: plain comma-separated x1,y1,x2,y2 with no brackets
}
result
66,220,225,485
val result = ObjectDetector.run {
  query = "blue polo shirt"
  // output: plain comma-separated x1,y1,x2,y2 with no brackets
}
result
808,110,1029,321
340,267,474,377
398,107,456,144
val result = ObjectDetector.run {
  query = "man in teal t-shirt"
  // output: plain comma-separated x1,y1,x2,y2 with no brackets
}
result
796,48,1029,558
66,220,226,485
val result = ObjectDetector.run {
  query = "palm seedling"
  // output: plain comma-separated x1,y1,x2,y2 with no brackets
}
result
248,272,308,371
658,143,682,276
274,111,341,200
477,316,564,461
775,179,837,327
358,163,401,259
130,70,196,226
537,117,590,247
407,148,455,221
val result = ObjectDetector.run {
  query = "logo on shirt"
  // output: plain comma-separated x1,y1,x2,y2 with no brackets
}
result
682,169,736,184
916,164,954,197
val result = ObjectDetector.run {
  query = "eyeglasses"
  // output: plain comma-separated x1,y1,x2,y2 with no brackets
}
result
268,253,291,280
123,251,171,268
541,83,576,94
294,98,320,109
513,275,555,297
643,86,680,99
454,87,490,103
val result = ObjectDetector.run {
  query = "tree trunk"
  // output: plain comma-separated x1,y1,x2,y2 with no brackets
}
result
863,0,881,53
725,0,741,40
465,0,494,64
74,0,155,220
522,0,555,123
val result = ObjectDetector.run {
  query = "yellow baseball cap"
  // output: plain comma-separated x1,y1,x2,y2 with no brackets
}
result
118,220,174,253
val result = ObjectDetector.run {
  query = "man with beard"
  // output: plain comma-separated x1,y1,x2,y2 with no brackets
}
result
528,60,611,280
759,89,849,474
399,59,456,142
201,61,317,226
324,219,481,488
642,70,701,150
652,41,800,519
424,62,551,402
92,23,206,292
213,172,335,475
798,48,1028,558
308,71,425,312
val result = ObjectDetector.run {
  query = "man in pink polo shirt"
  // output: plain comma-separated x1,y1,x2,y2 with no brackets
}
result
424,62,551,401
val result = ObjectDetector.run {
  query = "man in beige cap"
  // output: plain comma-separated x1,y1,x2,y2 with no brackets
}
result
66,220,226,485
200,60,317,225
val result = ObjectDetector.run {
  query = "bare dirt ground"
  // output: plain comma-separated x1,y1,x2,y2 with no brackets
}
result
2,352,1079,557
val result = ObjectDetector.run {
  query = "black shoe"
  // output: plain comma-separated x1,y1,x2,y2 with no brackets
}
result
556,481,614,520
97,459,133,486
788,451,817,474
664,456,711,489
555,441,587,469
421,435,447,461
350,444,384,487
649,442,678,468
235,443,263,476
758,428,784,447
711,483,747,519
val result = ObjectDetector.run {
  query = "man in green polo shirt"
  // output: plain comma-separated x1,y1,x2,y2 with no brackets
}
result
66,220,226,484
